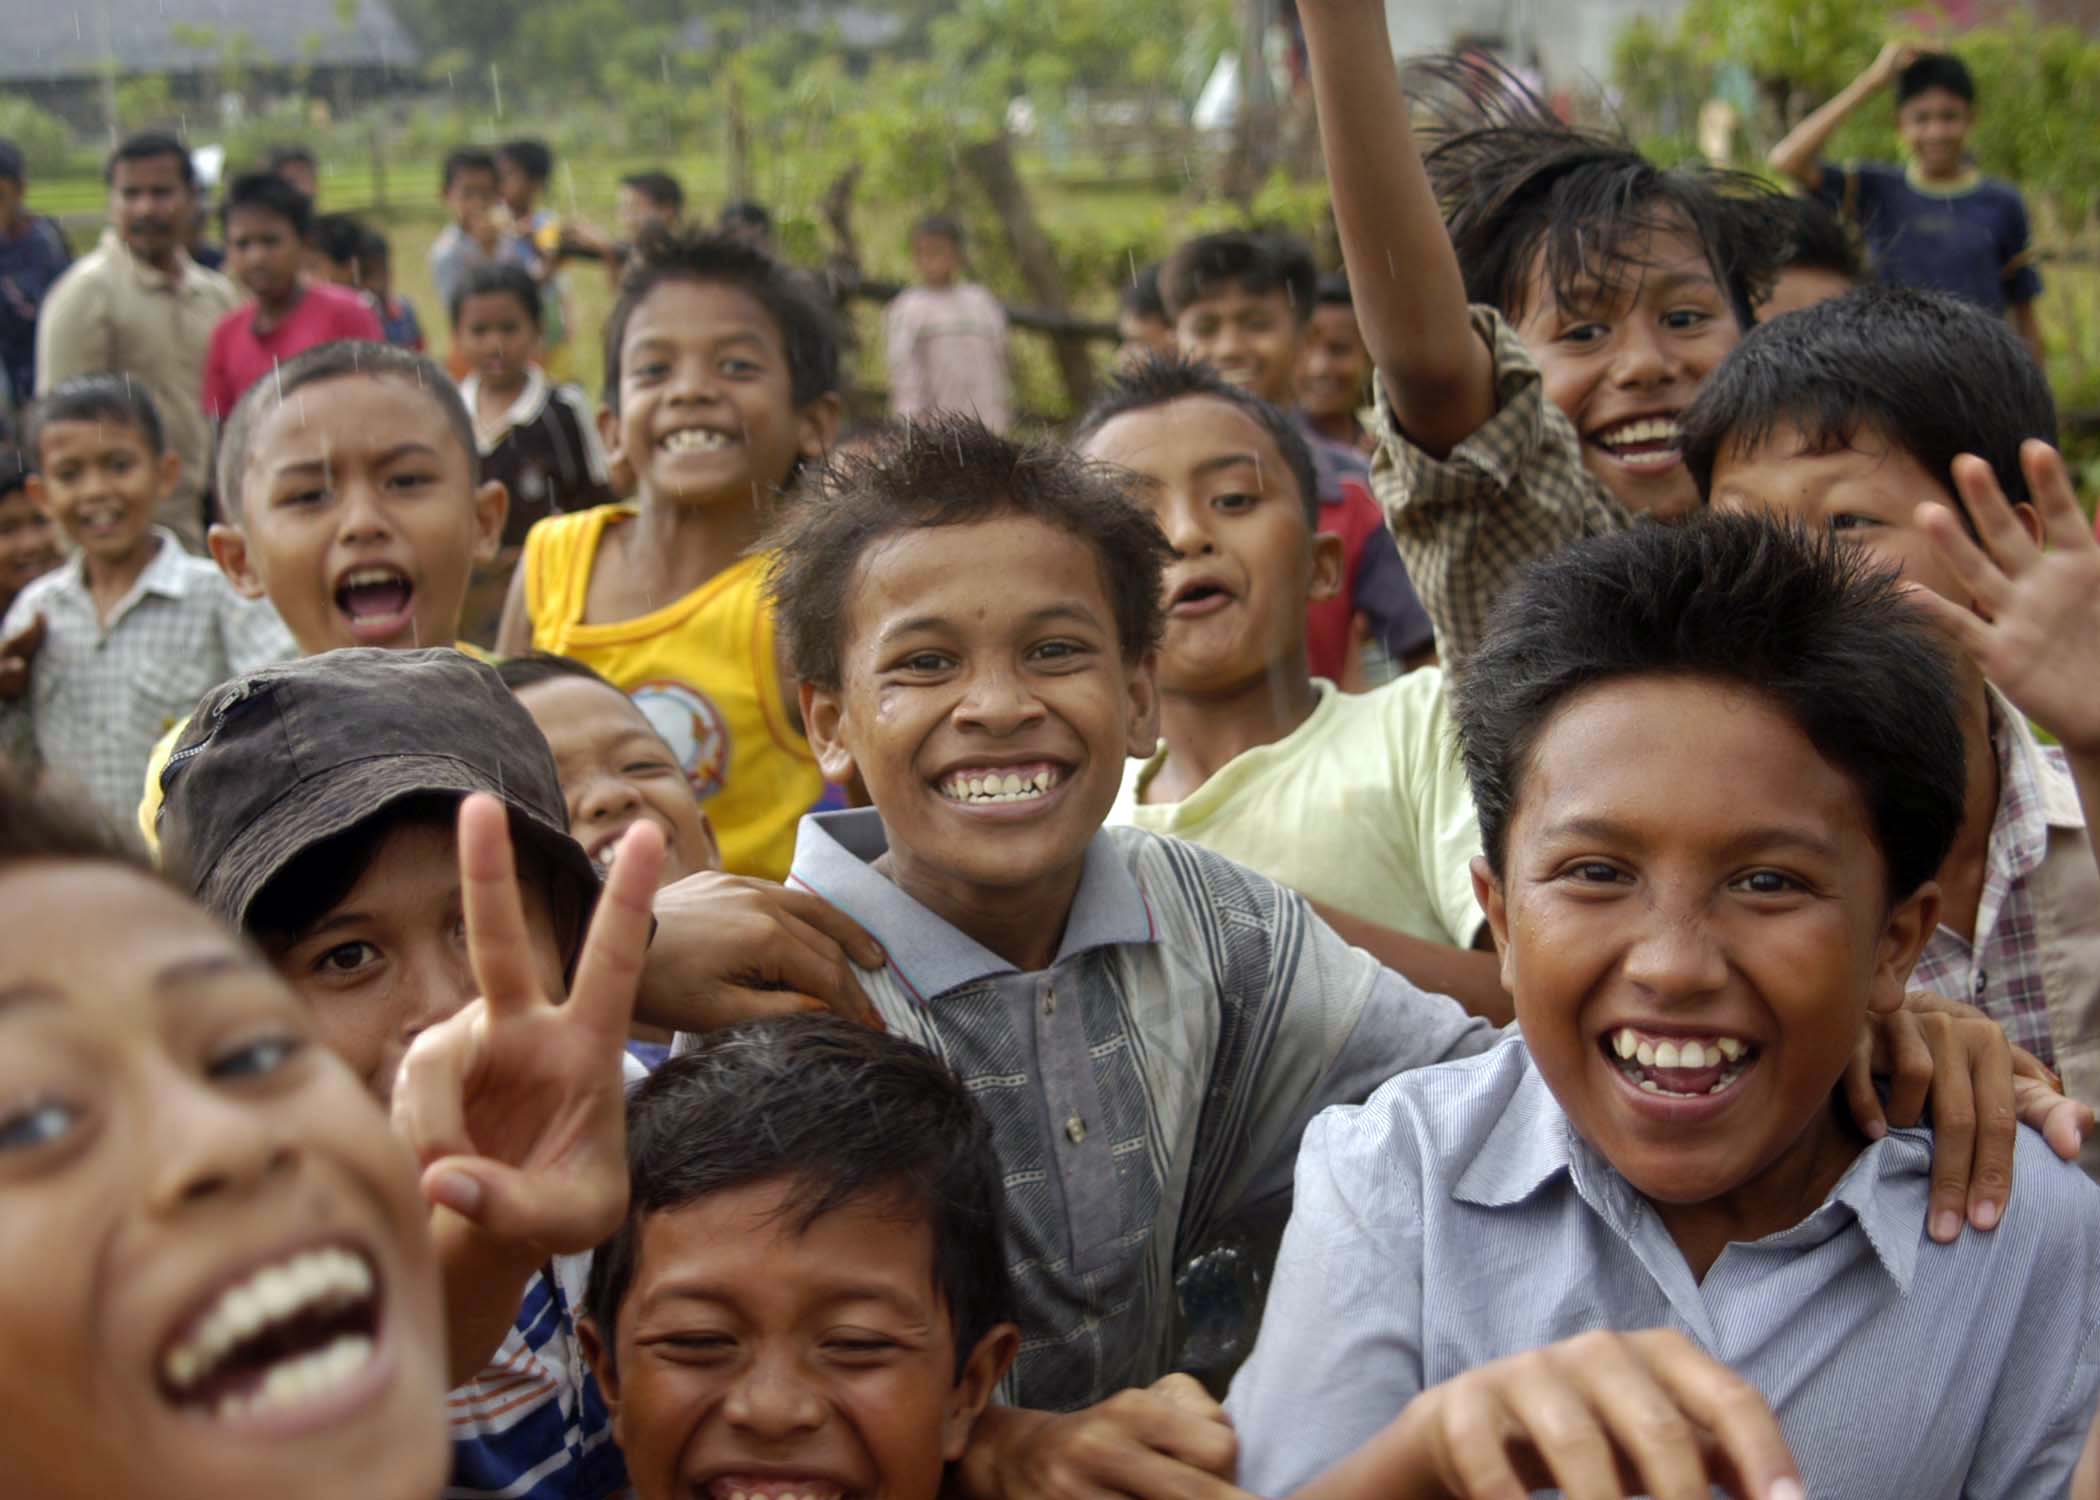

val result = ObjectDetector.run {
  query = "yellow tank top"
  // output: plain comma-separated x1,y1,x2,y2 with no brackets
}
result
523,505,828,881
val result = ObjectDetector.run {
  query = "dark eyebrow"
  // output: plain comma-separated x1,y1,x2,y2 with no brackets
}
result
0,985,61,1020
876,602,1104,646
270,443,443,480
1192,452,1266,482
640,1276,928,1320
1539,815,1839,862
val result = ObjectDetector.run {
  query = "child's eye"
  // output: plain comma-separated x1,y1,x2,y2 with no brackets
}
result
1828,513,1881,533
824,1335,900,1361
1213,492,1259,514
1031,640,1089,664
1733,870,1806,897
1562,861,1627,885
1559,323,1609,346
106,454,134,474
1662,308,1713,331
653,1333,735,1362
314,941,381,977
0,1099,78,1154
897,651,952,674
279,487,330,509
631,361,670,381
211,1035,305,1082
720,358,762,378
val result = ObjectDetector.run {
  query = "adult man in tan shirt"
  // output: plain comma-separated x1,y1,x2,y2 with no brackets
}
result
36,132,237,552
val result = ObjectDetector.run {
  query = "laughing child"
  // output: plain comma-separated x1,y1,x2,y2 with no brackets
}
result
1294,0,1790,667
1226,514,2100,1499
582,1015,1020,1500
1079,357,1504,1021
452,261,612,646
497,228,844,883
1685,284,2100,1175
1,374,292,822
0,769,451,1500
1298,274,1376,457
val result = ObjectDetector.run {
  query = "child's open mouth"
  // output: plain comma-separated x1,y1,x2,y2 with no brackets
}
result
1601,1025,1759,1099
158,1244,384,1424
1592,416,1683,474
937,762,1066,807
334,566,416,643
69,502,132,538
1167,580,1234,619
659,426,737,456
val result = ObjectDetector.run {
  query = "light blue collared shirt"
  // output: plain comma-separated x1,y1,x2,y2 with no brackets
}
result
1228,1033,2100,1499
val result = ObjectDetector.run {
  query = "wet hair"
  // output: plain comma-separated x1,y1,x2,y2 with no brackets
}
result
221,170,313,239
496,651,623,698
1681,285,2056,535
1315,271,1354,310
1412,55,1788,328
441,147,498,193
106,130,194,187
583,1015,1015,1378
601,227,840,414
1454,513,1964,904
1120,262,1167,322
619,170,684,217
27,374,167,460
215,341,478,521
1775,195,1865,284
497,138,553,185
718,199,773,237
309,212,368,270
451,260,542,330
767,411,1172,691
265,144,317,175
358,225,391,268
912,212,966,248
0,140,24,186
1898,53,1975,108
0,765,150,873
1074,353,1321,528
1160,231,1318,323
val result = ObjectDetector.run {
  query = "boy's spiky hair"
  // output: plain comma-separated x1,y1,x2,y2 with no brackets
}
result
1160,230,1319,323
221,170,313,239
1680,284,2056,536
1120,262,1167,322
1775,194,1866,283
1899,53,1975,107
601,227,841,414
28,374,167,460
1455,512,1963,903
1074,353,1321,528
766,412,1171,692
215,341,479,521
1413,55,1790,328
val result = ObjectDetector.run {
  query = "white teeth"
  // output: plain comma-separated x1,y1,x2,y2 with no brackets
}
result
341,567,403,588
1599,416,1681,447
941,769,1061,804
1678,1040,1707,1069
1639,1079,1662,1094
1613,1029,1637,1060
1635,1040,1655,1067
660,428,731,453
163,1247,375,1395
213,1334,375,1420
1717,1037,1744,1061
1653,1040,1680,1069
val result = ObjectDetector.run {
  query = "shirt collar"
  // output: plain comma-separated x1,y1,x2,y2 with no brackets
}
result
53,528,193,607
102,228,206,296
1454,1045,1927,1291
787,808,1158,1002
1991,684,2084,835
461,366,551,452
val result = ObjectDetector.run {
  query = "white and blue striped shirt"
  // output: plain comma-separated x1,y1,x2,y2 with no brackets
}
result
1229,1034,2100,1499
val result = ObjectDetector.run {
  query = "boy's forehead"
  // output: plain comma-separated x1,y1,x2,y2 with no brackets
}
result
248,375,468,469
624,277,783,354
37,417,149,456
1085,394,1290,482
1521,219,1721,319
844,515,1115,644
1182,281,1295,319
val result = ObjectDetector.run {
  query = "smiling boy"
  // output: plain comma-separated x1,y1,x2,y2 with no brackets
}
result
1227,514,2100,1499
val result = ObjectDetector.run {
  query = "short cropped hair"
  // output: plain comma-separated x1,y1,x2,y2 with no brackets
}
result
602,227,840,413
1074,353,1321,528
1161,231,1318,323
0,140,24,186
1776,195,1866,283
767,412,1171,692
718,199,773,237
1681,285,2056,531
265,144,317,174
1120,262,1167,322
440,147,498,192
106,131,194,187
216,342,478,521
1412,55,1788,327
619,170,684,217
28,374,167,460
309,212,368,269
497,138,553,184
495,651,623,698
912,212,965,248
582,1015,1016,1377
452,260,542,330
358,226,391,266
0,766,150,874
1899,53,1975,107
1315,270,1354,310
221,170,313,239
1454,513,1964,903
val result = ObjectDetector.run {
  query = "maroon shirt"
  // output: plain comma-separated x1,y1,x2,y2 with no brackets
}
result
202,281,384,419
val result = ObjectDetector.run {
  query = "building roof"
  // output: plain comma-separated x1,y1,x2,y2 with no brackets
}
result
0,0,420,83
678,3,905,54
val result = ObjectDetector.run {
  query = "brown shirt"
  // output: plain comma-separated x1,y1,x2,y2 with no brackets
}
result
35,229,239,551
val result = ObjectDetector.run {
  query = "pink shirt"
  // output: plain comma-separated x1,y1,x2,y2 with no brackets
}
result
202,281,383,420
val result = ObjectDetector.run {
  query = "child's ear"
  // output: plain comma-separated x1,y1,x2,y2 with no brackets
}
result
801,679,861,786
597,404,636,496
206,523,268,601
940,1322,1021,1463
472,480,509,566
1124,652,1161,758
23,473,46,509
1308,530,1346,604
1870,879,1942,1016
157,448,183,494
577,1317,624,1437
796,392,844,464
1471,854,1516,995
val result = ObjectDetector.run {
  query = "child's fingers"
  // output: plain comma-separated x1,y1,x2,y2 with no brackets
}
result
565,820,665,1042
1921,1025,1980,1243
2021,439,2093,552
1898,572,1995,662
417,1151,630,1255
1949,456,2045,582
1916,499,2015,620
457,794,542,1019
1636,1333,1801,1500
774,885,889,970
1485,1370,1632,1500
1840,1030,1889,1142
389,1011,479,1169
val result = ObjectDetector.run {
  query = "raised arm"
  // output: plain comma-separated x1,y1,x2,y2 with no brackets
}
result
1299,0,1495,458
1768,41,1915,191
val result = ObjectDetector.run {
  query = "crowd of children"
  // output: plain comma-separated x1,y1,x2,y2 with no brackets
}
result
12,20,2100,1500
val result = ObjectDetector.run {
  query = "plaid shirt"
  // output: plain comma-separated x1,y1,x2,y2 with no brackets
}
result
0,529,294,822
1367,305,1633,671
739,809,1498,1412
1910,692,2083,1070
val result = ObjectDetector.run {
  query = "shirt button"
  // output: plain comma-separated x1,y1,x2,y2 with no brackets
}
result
1065,1115,1087,1144
1975,971,1988,994
1043,987,1057,1015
